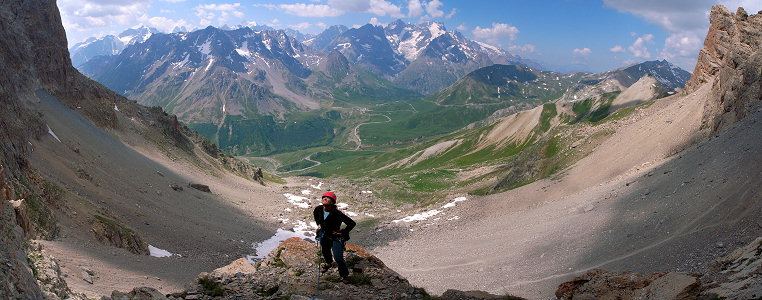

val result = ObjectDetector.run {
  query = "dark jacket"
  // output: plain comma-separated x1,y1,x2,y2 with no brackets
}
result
313,205,356,241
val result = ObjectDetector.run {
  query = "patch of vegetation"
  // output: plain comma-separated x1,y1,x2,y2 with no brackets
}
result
276,159,318,173
536,103,557,133
273,248,287,268
544,136,563,159
198,275,224,297
348,273,372,285
572,99,593,116
262,172,286,184
189,110,339,156
359,98,513,145
24,194,59,239
571,91,620,124
323,274,342,283
397,170,457,192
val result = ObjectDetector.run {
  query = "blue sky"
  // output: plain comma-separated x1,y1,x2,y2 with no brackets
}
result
58,0,762,73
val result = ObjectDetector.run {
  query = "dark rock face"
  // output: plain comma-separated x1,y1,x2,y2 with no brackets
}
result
189,183,212,193
685,6,762,132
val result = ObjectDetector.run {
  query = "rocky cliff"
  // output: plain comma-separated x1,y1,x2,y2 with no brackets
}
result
0,0,264,298
685,6,762,132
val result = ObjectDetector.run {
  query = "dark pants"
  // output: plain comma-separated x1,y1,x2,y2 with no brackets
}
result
320,238,348,277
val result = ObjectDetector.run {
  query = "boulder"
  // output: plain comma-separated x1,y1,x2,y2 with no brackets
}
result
90,215,149,255
189,183,211,193
107,287,167,300
555,269,700,300
441,289,508,299
273,237,316,267
211,258,257,276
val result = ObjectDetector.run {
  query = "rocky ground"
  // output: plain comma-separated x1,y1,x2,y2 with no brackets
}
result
100,237,514,300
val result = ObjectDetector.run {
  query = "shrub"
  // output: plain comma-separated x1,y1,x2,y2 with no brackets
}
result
198,276,224,296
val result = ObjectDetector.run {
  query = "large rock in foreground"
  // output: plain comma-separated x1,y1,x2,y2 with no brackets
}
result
555,269,700,300
104,237,513,299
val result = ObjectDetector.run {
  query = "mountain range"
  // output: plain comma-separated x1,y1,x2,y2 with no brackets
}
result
73,21,689,156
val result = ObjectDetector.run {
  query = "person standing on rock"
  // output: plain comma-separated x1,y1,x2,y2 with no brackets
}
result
313,191,356,283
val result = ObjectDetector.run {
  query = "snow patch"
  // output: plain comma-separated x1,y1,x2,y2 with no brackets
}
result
364,213,375,217
346,211,358,217
251,221,317,258
198,38,212,56
393,210,441,223
428,22,445,39
301,190,312,195
46,125,62,143
113,104,119,112
284,193,310,209
441,196,467,208
361,190,373,194
148,245,173,258
393,196,467,223
204,58,215,72
310,182,324,190
336,203,348,209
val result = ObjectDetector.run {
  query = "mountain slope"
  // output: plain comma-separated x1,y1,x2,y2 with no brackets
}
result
369,5,762,298
0,0,291,297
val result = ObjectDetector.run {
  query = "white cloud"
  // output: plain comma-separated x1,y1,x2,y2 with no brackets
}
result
456,24,467,31
659,31,703,70
367,0,405,17
284,22,328,34
628,33,653,58
508,44,536,53
609,45,625,53
59,0,151,31
195,3,244,26
369,17,382,26
604,0,762,70
573,48,592,56
328,0,371,12
425,0,445,17
603,0,714,32
472,23,519,44
161,0,187,2
137,15,191,33
445,8,457,19
408,0,424,18
279,3,343,17
288,22,312,31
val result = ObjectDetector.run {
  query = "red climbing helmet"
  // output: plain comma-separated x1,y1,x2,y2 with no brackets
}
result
322,191,337,201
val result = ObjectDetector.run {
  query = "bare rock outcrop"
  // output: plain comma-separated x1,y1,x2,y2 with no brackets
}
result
107,237,512,299
701,237,762,299
684,6,762,132
90,215,149,255
10,199,33,238
555,269,701,300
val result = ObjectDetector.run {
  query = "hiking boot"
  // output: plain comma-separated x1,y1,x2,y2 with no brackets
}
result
341,276,351,284
320,263,331,273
